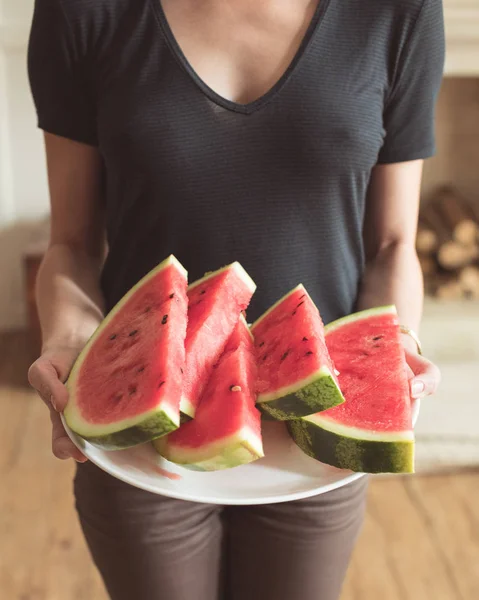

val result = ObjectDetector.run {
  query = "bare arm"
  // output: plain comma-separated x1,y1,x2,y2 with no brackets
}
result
28,133,106,461
358,160,423,330
358,160,440,397
37,133,106,349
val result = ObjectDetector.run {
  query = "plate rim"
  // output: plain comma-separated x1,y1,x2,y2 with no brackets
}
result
61,398,419,505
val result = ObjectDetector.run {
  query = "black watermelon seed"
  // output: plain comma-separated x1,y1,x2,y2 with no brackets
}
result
109,334,117,340
296,301,304,308
259,341,265,348
262,355,268,361
373,336,383,341
137,367,145,373
129,386,137,395
200,289,206,295
305,351,313,356
169,293,175,299
302,336,308,342
281,351,290,361
292,311,297,316
180,368,184,374
158,381,165,388
129,330,138,337
299,294,306,299
161,314,168,325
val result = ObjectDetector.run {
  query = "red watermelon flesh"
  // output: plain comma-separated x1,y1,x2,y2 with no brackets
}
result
155,316,264,470
64,256,188,450
288,306,414,473
321,307,411,432
181,262,256,419
251,284,344,420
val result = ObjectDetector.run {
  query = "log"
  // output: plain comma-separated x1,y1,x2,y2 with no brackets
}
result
437,240,479,270
434,186,479,245
435,278,463,301
458,265,479,300
416,223,439,255
421,199,450,237
420,201,452,255
456,220,479,246
418,254,437,277
427,271,453,298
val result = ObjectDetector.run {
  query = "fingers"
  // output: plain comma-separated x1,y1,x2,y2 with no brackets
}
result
405,363,415,382
29,353,86,463
28,358,69,412
405,349,441,399
50,410,87,462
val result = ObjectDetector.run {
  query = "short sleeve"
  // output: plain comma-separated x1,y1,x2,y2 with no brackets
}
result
377,0,445,164
28,0,98,146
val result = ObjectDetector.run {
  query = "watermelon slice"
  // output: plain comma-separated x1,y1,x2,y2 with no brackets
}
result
250,285,344,420
288,306,414,473
64,255,188,450
181,262,256,419
155,315,264,470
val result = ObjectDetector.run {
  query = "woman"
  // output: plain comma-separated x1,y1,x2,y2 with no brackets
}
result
27,0,444,598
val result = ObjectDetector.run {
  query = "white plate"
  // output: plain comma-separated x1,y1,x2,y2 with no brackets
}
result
62,399,420,505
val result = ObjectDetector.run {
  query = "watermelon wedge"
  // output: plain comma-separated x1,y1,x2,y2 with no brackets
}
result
288,306,414,473
251,285,344,420
64,255,188,450
155,316,264,470
181,262,256,419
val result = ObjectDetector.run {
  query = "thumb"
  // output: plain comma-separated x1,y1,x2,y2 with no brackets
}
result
405,349,441,398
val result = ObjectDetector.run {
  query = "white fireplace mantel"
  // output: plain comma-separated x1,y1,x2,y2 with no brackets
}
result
444,0,479,76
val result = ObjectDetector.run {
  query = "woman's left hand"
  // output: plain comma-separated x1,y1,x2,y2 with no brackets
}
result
403,344,441,399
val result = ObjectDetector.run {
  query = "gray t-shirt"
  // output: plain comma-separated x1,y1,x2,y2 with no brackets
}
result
28,0,445,322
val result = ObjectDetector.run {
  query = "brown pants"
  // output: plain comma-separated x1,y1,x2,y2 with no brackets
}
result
74,462,368,600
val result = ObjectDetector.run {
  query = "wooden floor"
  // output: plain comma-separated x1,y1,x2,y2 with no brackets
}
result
1,332,478,600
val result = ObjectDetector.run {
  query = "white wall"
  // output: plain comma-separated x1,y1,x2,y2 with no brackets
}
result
0,0,50,330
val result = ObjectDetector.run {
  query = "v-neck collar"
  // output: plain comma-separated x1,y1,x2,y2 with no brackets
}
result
151,0,332,115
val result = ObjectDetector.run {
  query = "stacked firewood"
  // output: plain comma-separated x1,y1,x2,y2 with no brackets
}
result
416,187,479,300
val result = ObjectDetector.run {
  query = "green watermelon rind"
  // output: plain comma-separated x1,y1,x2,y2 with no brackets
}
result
288,304,414,474
179,399,195,421
288,418,414,474
78,410,179,451
257,365,345,421
252,284,345,421
64,255,186,448
154,427,264,471
180,262,257,419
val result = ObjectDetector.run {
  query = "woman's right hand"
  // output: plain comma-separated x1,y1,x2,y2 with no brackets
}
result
28,346,88,462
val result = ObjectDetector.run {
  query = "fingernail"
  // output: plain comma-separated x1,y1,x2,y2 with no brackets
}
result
411,381,425,398
50,395,58,411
